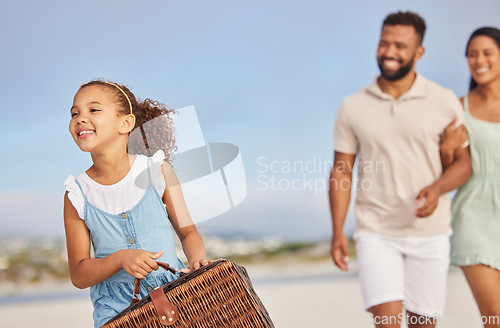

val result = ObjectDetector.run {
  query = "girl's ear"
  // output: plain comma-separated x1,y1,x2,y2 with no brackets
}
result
120,114,136,134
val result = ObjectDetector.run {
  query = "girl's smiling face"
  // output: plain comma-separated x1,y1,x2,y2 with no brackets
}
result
467,35,500,87
69,85,129,153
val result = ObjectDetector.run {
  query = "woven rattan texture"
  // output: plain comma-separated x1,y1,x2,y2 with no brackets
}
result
102,260,274,328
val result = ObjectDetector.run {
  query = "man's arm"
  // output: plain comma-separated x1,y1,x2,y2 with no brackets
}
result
329,151,356,271
416,146,471,217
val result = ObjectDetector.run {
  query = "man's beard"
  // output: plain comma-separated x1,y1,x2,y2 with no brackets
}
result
378,56,414,81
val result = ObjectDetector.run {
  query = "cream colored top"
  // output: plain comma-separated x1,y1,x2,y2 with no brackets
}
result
334,74,465,236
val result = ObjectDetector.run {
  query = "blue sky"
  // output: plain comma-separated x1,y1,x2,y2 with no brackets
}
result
1,0,499,240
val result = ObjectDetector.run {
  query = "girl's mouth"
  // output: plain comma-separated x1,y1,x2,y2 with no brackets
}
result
78,130,95,138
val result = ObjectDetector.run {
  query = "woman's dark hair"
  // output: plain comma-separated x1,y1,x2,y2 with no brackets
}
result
466,27,500,90
79,80,177,162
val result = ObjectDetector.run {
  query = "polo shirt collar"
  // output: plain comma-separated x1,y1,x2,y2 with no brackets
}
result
366,73,428,100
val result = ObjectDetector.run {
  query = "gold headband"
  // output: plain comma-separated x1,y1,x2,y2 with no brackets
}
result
102,81,133,115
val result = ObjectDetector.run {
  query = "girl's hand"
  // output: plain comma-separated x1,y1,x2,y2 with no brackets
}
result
118,249,164,279
180,259,210,274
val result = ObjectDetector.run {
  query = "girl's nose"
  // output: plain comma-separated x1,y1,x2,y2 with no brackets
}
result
77,114,88,124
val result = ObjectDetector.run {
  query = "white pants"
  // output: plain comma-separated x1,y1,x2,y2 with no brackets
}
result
354,231,451,317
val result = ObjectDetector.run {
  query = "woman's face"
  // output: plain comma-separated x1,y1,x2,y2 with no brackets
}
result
467,35,500,87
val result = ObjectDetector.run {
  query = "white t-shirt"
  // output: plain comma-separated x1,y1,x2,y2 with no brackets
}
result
64,150,166,220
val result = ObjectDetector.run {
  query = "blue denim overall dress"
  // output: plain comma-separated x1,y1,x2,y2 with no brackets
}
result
74,158,185,327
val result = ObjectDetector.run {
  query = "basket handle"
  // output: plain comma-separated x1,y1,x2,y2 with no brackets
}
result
131,261,180,326
131,261,180,304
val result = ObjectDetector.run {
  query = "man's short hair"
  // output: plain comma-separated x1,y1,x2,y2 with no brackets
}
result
382,11,426,45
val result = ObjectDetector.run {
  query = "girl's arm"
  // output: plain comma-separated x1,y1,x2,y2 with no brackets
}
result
161,162,208,271
64,192,162,289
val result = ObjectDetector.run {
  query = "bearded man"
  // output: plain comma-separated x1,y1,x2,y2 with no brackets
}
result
329,11,471,328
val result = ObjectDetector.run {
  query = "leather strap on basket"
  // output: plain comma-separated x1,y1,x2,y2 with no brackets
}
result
157,262,181,276
130,261,180,325
130,261,180,305
150,288,179,326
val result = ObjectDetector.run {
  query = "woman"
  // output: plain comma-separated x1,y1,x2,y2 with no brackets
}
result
441,27,500,327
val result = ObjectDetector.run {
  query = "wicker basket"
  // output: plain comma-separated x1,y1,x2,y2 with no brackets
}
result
101,259,274,328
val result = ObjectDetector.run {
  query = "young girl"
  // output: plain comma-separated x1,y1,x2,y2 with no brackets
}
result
63,80,208,328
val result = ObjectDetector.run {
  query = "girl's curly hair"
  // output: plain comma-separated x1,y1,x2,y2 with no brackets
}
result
80,80,177,162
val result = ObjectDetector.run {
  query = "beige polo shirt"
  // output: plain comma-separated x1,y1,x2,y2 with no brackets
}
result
334,74,465,237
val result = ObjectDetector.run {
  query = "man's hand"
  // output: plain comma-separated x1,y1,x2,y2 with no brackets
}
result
331,233,350,271
414,183,442,218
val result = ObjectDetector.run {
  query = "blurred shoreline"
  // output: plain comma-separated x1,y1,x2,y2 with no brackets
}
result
0,236,337,287
0,236,336,303
0,237,488,327
0,258,486,328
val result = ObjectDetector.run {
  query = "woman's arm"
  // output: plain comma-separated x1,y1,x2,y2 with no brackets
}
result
63,192,162,288
416,145,471,217
161,162,208,270
440,119,468,170
441,97,468,170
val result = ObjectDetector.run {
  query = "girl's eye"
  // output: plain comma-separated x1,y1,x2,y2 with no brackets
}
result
71,112,78,117
90,108,100,112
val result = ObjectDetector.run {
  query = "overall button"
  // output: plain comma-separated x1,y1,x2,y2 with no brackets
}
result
122,213,127,219
147,286,153,291
129,238,135,244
